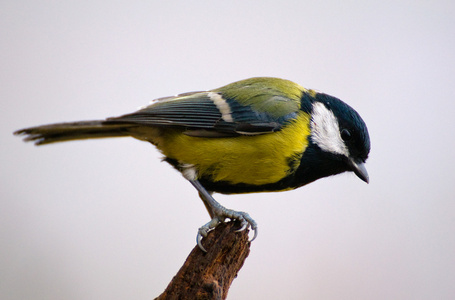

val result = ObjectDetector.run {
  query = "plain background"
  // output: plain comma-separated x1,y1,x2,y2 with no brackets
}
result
1,1,454,299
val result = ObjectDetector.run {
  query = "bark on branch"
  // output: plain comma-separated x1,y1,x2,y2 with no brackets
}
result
155,221,251,300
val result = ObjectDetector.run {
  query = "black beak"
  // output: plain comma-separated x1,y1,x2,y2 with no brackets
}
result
350,159,369,183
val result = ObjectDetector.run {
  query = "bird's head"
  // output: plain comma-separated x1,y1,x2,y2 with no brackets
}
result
308,92,370,183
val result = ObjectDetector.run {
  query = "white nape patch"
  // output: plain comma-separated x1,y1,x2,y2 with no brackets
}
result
208,92,233,122
310,102,349,156
181,164,198,181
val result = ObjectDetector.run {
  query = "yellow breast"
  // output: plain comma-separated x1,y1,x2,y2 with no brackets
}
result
156,112,311,186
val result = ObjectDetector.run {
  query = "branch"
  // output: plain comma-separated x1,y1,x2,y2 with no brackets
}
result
155,221,251,300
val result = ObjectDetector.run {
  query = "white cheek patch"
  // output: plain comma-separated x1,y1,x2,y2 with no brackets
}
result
310,102,349,156
208,92,234,122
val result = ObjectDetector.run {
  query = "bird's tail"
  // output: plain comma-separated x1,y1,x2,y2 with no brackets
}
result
14,120,135,145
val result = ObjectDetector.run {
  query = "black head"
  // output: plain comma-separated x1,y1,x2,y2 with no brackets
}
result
307,92,370,183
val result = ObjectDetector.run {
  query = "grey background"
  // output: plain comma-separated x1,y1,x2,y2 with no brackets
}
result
2,1,454,299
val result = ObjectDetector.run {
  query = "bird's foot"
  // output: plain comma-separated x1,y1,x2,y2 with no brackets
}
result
197,207,258,252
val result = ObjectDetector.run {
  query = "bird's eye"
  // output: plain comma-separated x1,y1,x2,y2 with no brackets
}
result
341,129,351,141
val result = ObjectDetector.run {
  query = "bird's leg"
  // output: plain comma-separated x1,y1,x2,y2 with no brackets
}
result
190,180,258,252
198,191,215,219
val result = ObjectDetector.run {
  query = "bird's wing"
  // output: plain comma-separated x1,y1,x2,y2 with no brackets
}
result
107,78,304,137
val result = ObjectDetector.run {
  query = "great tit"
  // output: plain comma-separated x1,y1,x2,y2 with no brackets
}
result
15,77,370,251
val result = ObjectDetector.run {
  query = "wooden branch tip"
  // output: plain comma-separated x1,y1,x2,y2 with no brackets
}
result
155,221,251,300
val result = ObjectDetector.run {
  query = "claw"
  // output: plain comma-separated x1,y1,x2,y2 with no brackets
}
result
235,220,258,242
236,221,248,233
250,227,258,242
234,211,258,243
196,217,222,252
197,232,207,252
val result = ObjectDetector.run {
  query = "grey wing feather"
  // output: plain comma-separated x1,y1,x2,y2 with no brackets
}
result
106,91,285,137
107,92,224,129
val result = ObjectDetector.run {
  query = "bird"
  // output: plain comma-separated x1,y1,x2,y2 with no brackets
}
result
14,77,370,251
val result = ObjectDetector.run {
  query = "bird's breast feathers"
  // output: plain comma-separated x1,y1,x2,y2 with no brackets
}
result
157,111,311,186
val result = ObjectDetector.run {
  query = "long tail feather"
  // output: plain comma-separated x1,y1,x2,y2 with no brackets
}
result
14,120,134,145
